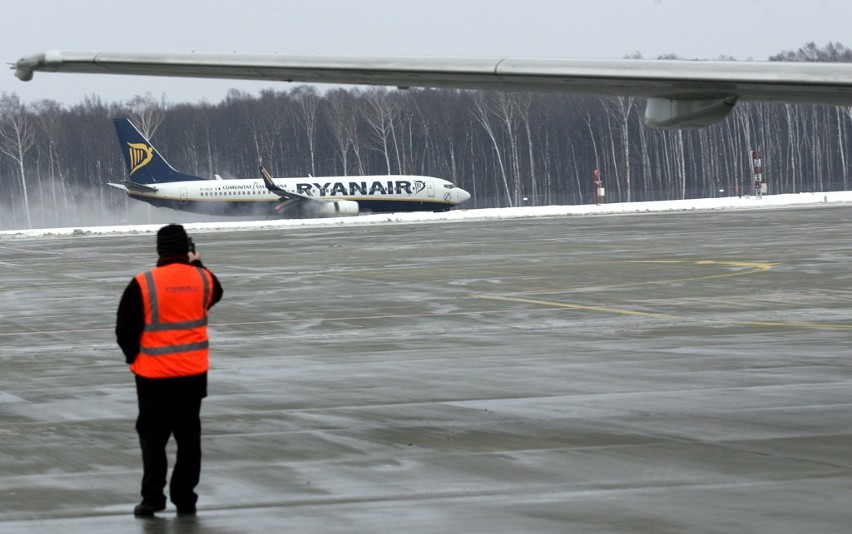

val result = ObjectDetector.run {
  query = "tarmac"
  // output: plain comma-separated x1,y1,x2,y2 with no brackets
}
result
2,204,852,533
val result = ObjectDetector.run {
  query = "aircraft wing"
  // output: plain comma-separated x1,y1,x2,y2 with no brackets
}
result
259,166,359,217
13,50,852,128
259,166,313,202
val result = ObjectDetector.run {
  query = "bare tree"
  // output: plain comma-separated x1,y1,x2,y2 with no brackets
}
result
0,93,35,227
603,96,637,201
471,92,512,206
770,41,852,62
324,88,361,176
583,109,601,182
128,93,168,138
840,107,851,188
514,93,539,203
292,86,320,176
361,88,400,175
490,92,523,205
33,100,67,223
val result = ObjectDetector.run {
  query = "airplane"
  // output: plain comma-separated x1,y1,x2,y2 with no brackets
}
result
12,50,852,128
110,118,471,217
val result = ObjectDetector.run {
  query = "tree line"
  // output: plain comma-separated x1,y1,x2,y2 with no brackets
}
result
1,42,850,230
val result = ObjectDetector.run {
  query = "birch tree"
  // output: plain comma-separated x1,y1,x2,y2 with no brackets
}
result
471,92,512,206
361,88,400,175
33,100,67,222
128,93,167,139
0,94,35,227
293,86,320,176
324,88,362,176
603,96,637,201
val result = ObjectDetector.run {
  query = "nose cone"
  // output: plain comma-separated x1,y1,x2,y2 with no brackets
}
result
456,187,471,204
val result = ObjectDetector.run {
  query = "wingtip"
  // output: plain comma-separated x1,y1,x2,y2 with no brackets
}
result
13,51,65,81
13,55,38,81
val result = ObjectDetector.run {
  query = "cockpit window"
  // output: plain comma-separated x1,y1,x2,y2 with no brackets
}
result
444,183,455,189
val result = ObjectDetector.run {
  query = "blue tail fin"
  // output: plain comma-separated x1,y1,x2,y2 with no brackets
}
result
113,118,205,184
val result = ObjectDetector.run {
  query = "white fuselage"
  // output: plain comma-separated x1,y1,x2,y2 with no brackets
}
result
113,175,471,216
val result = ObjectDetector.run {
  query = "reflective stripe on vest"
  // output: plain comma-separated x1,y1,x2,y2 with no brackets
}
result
131,264,213,378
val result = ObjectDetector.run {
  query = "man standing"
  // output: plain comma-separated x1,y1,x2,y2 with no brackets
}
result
116,224,223,517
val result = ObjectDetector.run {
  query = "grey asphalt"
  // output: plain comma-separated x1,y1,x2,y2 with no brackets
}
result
2,206,852,533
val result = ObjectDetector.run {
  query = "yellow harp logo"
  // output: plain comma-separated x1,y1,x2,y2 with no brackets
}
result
127,142,154,175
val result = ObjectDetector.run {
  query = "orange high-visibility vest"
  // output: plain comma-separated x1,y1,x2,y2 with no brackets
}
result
130,263,214,378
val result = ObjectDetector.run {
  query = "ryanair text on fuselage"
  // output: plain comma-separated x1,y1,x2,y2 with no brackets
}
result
200,180,427,197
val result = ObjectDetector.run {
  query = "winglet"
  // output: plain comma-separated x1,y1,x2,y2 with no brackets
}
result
259,166,286,195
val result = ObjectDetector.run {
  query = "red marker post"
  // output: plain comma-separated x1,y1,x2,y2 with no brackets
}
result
750,149,763,198
593,170,604,205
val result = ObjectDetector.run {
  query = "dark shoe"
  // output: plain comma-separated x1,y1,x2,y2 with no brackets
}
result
133,501,166,517
176,505,197,516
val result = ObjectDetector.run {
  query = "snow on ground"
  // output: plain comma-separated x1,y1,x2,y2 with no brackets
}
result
2,191,852,239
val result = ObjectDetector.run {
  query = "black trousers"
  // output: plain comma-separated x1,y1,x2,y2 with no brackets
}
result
135,374,206,508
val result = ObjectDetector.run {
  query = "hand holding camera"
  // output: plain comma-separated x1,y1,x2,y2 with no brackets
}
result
187,238,201,262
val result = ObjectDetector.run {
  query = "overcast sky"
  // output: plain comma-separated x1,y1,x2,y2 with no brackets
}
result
2,0,850,106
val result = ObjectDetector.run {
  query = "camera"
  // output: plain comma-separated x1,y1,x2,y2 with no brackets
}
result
188,238,195,254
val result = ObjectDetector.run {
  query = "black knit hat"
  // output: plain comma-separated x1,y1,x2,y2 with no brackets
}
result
156,224,189,255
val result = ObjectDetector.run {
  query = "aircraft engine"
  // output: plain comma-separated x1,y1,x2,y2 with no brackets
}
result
317,200,359,217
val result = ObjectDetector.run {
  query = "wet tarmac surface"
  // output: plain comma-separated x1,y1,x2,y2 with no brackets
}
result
2,206,852,533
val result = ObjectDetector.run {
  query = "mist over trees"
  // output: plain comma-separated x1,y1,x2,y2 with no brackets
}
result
1,42,850,230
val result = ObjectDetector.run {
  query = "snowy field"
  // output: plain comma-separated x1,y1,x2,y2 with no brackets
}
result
2,191,852,239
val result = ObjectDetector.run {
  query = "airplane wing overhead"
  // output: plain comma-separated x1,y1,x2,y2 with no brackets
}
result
14,50,852,128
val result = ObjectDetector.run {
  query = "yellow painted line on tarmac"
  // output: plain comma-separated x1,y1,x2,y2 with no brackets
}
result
518,260,777,296
621,259,771,287
475,259,852,330
735,320,852,330
473,294,852,330
642,259,777,282
473,294,681,320
636,259,776,272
